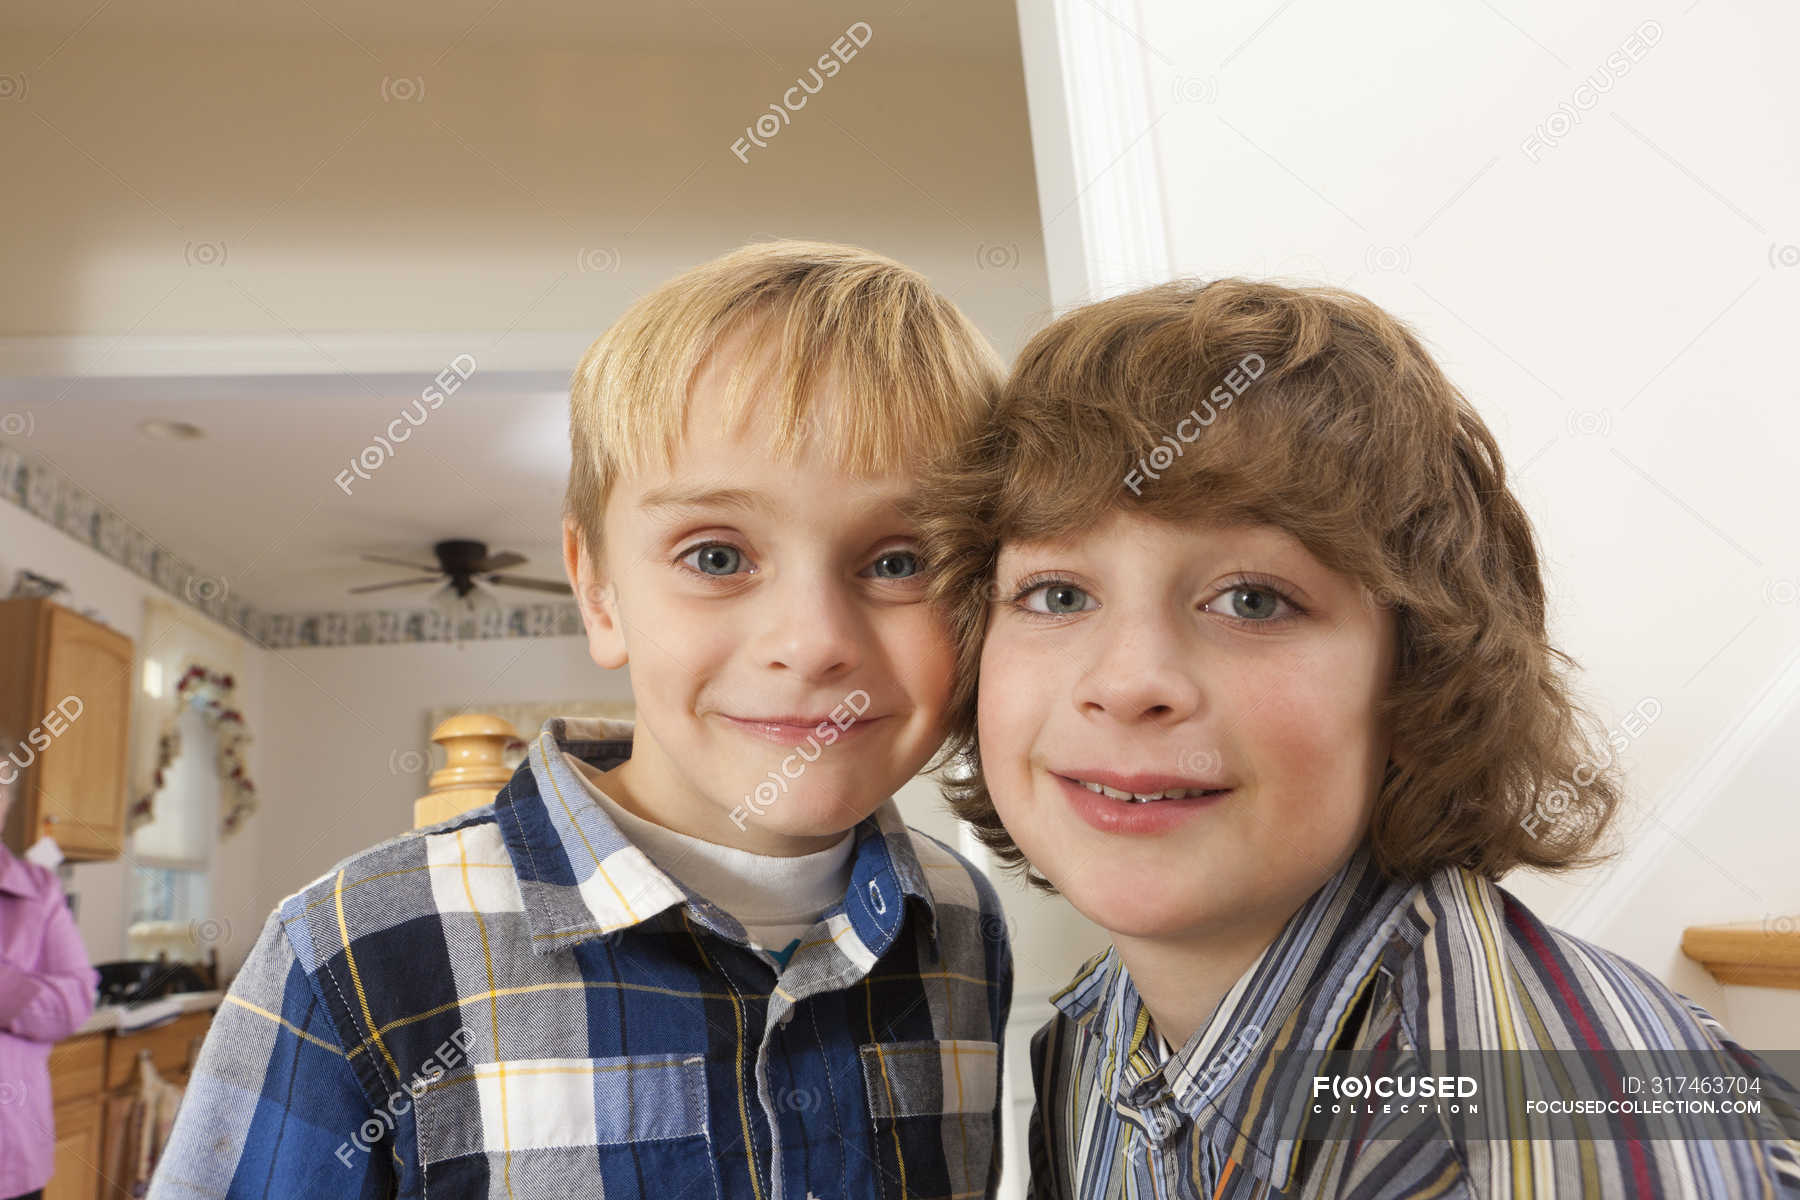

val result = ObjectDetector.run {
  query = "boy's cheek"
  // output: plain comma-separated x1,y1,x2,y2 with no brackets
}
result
977,645,1054,752
975,698,1040,828
885,607,958,708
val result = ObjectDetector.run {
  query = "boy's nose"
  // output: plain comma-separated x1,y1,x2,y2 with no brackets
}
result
748,583,864,681
1071,632,1202,725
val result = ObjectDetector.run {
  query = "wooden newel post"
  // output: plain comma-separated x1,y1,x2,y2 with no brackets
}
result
413,714,519,829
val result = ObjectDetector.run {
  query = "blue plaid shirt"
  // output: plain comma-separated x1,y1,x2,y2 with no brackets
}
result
150,717,1013,1199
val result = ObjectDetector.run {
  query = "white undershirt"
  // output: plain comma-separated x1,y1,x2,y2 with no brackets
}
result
562,751,854,964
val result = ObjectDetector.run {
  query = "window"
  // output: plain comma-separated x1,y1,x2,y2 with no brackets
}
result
127,704,219,962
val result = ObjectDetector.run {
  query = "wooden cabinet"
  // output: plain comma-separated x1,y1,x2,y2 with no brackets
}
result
46,1033,107,1200
43,1009,214,1199
46,1093,102,1200
48,1028,108,1105
0,596,135,861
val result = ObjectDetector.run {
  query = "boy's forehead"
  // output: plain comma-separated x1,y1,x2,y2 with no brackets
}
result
692,320,782,399
632,476,919,518
623,378,929,519
999,512,1296,558
690,363,861,453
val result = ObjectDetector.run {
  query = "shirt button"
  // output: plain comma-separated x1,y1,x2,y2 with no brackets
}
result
1145,1110,1177,1141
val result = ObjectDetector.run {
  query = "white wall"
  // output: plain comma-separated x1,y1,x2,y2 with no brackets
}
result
252,636,617,911
1013,0,1800,1052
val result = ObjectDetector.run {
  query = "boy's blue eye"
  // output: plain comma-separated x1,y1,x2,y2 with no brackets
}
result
1207,582,1300,622
1221,586,1280,620
1013,579,1291,621
683,543,745,576
1021,581,1094,615
865,550,920,580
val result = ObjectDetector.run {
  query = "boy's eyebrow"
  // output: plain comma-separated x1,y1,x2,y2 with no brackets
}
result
636,484,774,517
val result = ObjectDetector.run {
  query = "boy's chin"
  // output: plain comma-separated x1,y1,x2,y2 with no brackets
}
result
720,787,886,846
1041,860,1228,942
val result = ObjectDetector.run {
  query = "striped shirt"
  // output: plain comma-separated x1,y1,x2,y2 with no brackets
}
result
149,716,1012,1199
1026,845,1800,1198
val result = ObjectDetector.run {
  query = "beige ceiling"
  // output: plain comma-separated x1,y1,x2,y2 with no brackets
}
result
0,0,1019,57
0,369,578,615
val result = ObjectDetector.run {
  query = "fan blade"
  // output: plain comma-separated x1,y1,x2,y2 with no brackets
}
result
361,554,442,572
473,551,527,572
487,574,573,595
348,576,441,594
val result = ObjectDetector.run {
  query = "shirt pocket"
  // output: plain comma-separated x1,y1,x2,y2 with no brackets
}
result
415,1050,721,1199
859,1039,1000,1200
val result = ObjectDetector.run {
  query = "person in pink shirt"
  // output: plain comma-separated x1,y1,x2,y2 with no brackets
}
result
0,722,99,1200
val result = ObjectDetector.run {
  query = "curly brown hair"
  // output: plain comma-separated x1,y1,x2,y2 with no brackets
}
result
907,277,1624,891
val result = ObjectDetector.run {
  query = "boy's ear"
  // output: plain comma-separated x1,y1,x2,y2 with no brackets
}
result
563,518,628,671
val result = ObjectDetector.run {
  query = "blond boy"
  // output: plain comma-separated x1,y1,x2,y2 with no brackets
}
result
153,243,1015,1200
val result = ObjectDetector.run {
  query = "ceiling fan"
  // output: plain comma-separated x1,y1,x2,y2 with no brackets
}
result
350,539,571,600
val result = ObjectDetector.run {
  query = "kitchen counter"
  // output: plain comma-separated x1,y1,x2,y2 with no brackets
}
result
74,988,224,1036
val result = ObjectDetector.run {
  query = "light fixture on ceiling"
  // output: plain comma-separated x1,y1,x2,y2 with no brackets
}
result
429,574,502,625
138,419,207,440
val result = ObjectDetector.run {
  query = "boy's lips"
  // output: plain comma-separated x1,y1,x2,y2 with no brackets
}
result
719,713,886,746
1053,766,1232,795
1050,769,1231,835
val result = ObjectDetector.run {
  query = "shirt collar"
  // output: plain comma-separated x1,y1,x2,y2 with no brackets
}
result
0,846,37,897
1052,844,1416,1190
493,716,940,958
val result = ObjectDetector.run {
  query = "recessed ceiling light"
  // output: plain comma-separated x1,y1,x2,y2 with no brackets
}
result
138,419,207,440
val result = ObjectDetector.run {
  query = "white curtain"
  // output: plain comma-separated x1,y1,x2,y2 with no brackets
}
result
129,595,248,841
132,706,219,866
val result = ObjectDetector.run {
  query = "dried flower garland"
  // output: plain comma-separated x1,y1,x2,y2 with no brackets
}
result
128,663,257,836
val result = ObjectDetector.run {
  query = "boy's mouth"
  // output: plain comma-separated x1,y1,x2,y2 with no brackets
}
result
1069,778,1229,804
1052,770,1231,835
719,713,886,746
1052,768,1231,803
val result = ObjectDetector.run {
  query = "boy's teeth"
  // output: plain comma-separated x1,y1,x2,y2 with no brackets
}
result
1077,779,1211,804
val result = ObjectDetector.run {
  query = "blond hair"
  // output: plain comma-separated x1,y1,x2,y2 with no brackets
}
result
910,278,1624,890
564,240,1005,559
